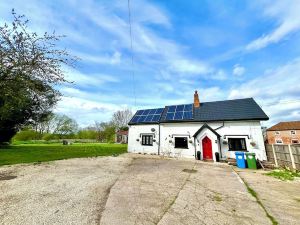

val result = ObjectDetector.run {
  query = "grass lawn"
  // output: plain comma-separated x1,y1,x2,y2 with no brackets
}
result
0,143,127,166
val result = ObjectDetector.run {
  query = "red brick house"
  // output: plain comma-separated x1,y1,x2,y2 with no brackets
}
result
115,130,128,144
266,121,300,144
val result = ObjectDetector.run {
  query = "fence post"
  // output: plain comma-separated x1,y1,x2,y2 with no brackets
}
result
288,144,296,170
272,144,278,167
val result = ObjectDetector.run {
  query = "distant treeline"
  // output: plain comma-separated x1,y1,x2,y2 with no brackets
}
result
13,109,132,143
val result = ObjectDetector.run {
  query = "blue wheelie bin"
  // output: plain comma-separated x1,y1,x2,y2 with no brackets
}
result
235,152,246,169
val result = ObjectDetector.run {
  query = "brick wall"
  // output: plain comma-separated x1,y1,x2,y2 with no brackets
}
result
267,130,300,144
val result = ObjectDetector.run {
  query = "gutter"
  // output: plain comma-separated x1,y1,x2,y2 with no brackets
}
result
215,121,224,130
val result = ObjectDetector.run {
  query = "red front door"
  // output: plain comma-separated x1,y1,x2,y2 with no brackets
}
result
202,136,213,160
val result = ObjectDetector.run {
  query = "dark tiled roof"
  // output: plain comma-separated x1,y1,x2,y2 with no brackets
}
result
267,121,300,131
129,98,268,125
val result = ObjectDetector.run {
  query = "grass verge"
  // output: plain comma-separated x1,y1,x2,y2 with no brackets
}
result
266,169,300,181
0,143,127,166
232,168,278,225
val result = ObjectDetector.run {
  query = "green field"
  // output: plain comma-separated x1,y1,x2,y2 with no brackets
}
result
0,143,127,166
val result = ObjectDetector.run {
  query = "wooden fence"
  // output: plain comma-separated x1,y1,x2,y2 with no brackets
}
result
266,144,300,170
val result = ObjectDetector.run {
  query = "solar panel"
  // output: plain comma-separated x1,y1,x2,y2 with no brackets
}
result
145,114,153,122
151,115,160,122
130,108,164,124
176,105,184,111
166,113,174,120
136,110,143,115
131,116,139,123
183,111,192,119
149,109,157,114
155,108,164,114
174,111,183,120
142,109,150,115
165,104,193,121
168,106,176,113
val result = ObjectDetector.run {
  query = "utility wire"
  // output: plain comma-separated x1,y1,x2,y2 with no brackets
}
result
127,0,137,108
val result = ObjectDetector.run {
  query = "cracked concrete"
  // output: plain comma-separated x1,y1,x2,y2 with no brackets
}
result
99,156,270,225
236,169,300,225
0,154,290,225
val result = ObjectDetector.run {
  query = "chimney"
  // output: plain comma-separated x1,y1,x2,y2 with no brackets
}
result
194,90,200,108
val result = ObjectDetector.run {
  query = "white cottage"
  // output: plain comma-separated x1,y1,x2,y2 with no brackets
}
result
128,91,269,161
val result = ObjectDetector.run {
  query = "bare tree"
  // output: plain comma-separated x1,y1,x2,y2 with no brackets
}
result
111,109,133,129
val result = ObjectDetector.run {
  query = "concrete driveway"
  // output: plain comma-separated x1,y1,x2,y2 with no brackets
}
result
0,154,293,225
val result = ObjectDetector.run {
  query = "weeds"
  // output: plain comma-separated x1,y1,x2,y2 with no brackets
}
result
266,169,300,181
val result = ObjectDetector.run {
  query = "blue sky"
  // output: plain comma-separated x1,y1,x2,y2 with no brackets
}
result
1,0,300,127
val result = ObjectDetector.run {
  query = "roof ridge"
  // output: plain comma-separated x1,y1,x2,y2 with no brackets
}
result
165,97,254,107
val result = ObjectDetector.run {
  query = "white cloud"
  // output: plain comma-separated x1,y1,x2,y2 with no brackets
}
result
54,96,123,126
75,51,122,65
64,68,119,87
169,59,211,74
212,69,227,80
228,58,300,126
246,0,300,51
233,64,245,76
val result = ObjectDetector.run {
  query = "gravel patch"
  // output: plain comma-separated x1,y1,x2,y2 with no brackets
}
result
0,156,132,225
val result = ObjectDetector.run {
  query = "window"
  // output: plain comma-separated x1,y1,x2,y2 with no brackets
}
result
228,138,247,151
292,139,299,144
275,131,280,135
174,137,188,149
276,139,283,144
141,135,153,146
291,130,296,135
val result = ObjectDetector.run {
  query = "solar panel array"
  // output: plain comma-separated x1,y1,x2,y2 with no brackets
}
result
165,104,193,120
130,108,164,123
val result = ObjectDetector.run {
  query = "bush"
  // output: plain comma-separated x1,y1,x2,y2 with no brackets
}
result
42,133,58,141
13,130,41,141
77,130,97,139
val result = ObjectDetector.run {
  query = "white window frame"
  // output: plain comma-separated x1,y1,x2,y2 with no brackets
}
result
275,139,283,144
291,130,296,135
291,139,299,144
275,131,280,135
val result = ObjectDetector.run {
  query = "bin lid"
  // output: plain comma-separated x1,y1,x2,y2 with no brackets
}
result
245,152,255,155
235,151,245,155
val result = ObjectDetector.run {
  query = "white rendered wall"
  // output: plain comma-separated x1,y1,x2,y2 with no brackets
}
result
128,121,267,161
128,124,159,154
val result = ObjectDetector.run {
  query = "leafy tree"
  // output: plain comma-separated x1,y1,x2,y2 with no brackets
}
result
94,121,116,143
52,114,78,138
0,10,75,143
13,129,40,141
77,129,97,139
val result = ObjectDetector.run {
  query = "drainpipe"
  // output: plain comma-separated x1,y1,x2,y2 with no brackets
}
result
194,137,197,159
218,136,222,159
158,123,161,155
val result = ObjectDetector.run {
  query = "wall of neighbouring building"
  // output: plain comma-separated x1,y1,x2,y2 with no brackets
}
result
128,121,267,160
266,130,300,144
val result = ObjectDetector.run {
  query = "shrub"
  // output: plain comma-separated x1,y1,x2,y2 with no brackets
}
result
42,133,58,141
13,130,41,141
